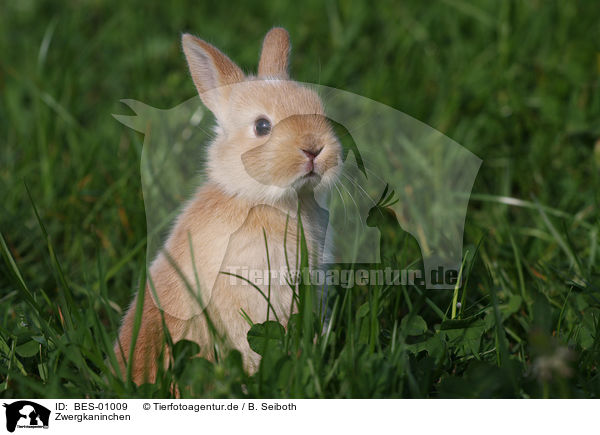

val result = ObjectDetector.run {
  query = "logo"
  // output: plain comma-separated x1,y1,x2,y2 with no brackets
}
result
2,401,50,433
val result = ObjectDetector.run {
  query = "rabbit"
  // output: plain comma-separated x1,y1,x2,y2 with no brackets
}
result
114,27,343,384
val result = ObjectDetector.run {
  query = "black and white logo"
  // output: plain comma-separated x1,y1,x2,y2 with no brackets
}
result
3,401,50,433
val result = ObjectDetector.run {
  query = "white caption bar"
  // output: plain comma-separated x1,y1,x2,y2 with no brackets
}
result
0,399,593,434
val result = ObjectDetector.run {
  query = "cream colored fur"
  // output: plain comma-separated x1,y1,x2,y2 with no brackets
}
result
114,27,341,384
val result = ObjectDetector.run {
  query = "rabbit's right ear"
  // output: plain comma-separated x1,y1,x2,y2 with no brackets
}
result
258,27,290,79
182,34,244,118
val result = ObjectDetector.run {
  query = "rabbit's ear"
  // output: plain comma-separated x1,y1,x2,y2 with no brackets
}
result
258,27,290,79
182,34,244,115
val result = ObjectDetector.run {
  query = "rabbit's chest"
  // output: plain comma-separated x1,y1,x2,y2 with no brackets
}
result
220,209,301,288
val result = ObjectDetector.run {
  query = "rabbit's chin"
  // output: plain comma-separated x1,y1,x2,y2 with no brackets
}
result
209,172,293,207
210,170,336,208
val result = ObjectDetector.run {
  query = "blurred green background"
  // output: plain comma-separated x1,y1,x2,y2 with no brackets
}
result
1,0,599,398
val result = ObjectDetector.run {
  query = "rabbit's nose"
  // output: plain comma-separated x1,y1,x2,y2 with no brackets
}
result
301,147,323,160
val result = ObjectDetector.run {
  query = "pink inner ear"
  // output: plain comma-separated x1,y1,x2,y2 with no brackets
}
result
182,34,244,95
182,34,245,120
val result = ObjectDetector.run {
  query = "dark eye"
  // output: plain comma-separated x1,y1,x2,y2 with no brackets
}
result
254,118,271,136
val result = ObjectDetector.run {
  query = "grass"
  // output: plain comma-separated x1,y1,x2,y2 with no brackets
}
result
1,0,599,398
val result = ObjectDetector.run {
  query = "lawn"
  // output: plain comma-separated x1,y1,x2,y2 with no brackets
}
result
1,0,599,398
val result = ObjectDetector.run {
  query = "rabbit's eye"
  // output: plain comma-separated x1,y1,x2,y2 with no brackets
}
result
254,118,271,136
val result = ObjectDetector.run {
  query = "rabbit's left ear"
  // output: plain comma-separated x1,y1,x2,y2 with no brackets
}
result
182,33,244,118
258,27,290,79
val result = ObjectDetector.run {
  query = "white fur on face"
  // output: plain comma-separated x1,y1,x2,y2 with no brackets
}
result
204,79,342,205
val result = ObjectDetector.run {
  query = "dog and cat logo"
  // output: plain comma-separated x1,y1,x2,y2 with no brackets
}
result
2,401,50,432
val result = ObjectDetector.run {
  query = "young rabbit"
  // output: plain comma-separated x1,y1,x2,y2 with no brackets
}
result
114,27,342,384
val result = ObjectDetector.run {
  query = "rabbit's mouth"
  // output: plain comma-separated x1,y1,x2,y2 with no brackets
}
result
293,171,322,189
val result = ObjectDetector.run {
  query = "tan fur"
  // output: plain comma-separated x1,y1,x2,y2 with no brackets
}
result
115,28,341,384
258,27,290,78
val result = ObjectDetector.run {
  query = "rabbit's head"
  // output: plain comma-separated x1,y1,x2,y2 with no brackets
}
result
182,28,342,204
